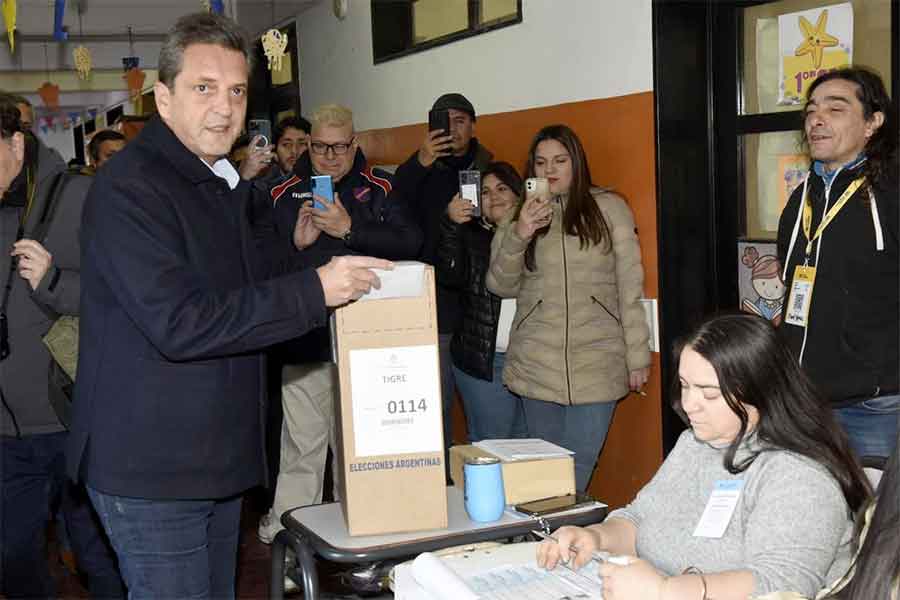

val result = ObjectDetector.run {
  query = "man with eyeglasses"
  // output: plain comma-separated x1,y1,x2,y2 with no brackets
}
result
0,94,124,598
257,103,422,544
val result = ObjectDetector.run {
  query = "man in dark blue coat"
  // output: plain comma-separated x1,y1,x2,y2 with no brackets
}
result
67,13,389,598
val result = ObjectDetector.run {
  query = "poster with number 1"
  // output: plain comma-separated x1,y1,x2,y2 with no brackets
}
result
778,3,853,106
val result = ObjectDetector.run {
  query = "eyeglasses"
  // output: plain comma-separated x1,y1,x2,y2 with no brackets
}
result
309,138,355,156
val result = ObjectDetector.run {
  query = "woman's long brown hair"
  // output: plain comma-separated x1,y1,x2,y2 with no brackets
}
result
522,124,610,271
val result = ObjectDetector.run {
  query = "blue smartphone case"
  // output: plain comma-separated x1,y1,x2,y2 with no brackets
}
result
311,175,334,210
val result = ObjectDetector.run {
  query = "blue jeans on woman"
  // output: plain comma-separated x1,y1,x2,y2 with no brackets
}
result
520,398,618,491
833,394,900,460
87,487,242,599
453,352,526,442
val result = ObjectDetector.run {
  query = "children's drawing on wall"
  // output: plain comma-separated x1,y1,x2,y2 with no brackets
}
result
739,242,785,326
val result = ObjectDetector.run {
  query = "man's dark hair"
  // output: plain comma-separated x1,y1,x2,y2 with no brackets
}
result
88,129,126,162
273,116,311,145
804,66,897,185
0,93,23,139
158,13,253,88
6,93,31,108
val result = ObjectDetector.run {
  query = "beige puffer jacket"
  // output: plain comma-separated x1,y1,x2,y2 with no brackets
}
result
486,188,650,405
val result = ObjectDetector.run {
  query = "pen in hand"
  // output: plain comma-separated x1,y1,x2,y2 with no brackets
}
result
531,529,631,566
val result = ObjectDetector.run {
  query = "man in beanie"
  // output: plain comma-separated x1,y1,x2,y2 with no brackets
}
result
394,93,493,467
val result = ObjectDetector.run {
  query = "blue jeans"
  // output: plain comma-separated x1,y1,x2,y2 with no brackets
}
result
1,433,122,599
88,488,242,600
453,353,526,442
521,398,618,491
833,394,900,460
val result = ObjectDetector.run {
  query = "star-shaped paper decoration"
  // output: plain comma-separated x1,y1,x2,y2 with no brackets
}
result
124,67,146,99
794,9,838,69
38,81,60,110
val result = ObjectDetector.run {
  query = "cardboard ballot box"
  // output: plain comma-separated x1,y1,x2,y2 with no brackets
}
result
331,262,448,536
449,444,576,505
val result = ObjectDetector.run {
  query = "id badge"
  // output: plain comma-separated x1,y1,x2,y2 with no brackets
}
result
693,480,743,538
784,265,816,327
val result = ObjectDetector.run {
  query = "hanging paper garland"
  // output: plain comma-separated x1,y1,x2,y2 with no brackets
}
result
68,111,80,127
261,29,288,72
53,0,67,41
73,45,92,79
37,81,60,110
1,0,15,52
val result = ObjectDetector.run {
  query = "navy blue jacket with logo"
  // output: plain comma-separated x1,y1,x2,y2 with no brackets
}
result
267,149,423,261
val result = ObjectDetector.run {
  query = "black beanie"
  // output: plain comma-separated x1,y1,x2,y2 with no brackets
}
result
431,93,476,120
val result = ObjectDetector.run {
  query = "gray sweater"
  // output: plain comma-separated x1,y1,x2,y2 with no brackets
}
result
608,430,853,597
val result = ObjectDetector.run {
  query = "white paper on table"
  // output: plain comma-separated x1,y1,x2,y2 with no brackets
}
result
358,261,425,302
350,344,442,457
474,438,574,461
394,543,604,600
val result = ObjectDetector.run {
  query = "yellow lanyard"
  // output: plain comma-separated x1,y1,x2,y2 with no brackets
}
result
802,177,865,256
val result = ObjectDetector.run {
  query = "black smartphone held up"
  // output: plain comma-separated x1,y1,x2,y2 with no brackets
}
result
428,109,450,136
459,170,481,217
514,492,599,517
247,119,272,147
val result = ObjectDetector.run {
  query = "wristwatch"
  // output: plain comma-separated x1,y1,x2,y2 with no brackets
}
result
341,226,352,244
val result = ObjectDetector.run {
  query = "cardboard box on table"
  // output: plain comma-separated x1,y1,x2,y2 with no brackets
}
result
449,445,576,505
331,262,448,536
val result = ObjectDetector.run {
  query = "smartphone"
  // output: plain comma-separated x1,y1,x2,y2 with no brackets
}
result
514,492,598,517
310,175,334,210
459,170,481,217
247,119,272,147
525,177,550,203
428,109,450,135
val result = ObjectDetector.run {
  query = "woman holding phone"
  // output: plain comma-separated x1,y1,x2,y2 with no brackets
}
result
487,124,650,490
436,162,526,441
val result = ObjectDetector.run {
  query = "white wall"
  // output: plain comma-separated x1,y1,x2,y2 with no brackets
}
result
296,0,653,131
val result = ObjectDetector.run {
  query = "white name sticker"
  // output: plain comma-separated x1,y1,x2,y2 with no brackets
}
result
349,344,442,457
693,479,744,538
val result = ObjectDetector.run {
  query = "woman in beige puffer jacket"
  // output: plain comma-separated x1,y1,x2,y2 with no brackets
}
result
487,124,650,490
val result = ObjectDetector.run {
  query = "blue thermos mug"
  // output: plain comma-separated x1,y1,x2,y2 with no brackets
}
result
464,456,505,522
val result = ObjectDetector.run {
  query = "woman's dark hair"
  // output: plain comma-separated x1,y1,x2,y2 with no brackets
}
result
482,161,523,198
672,313,871,514
833,437,900,599
522,124,610,270
158,13,252,88
804,66,898,186
273,116,312,145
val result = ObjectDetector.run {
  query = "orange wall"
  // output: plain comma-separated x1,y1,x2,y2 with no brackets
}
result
359,92,662,508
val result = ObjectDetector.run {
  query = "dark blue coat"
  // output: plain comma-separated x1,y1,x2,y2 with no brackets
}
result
68,117,327,499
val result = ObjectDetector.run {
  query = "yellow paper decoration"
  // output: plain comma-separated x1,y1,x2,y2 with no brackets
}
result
794,10,839,70
1,0,16,52
261,28,287,72
73,45,92,80
200,0,210,12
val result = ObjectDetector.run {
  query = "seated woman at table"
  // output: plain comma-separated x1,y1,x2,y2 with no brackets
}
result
537,313,871,600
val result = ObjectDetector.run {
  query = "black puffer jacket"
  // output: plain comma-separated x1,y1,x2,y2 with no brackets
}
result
436,213,501,381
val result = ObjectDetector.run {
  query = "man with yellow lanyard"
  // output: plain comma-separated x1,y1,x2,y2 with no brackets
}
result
777,67,898,462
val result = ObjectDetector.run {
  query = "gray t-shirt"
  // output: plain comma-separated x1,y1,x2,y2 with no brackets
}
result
608,430,853,597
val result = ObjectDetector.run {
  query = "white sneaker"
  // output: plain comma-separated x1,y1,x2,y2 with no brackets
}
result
257,511,284,545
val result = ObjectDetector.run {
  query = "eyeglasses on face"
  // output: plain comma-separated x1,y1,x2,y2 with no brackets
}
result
309,138,355,156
